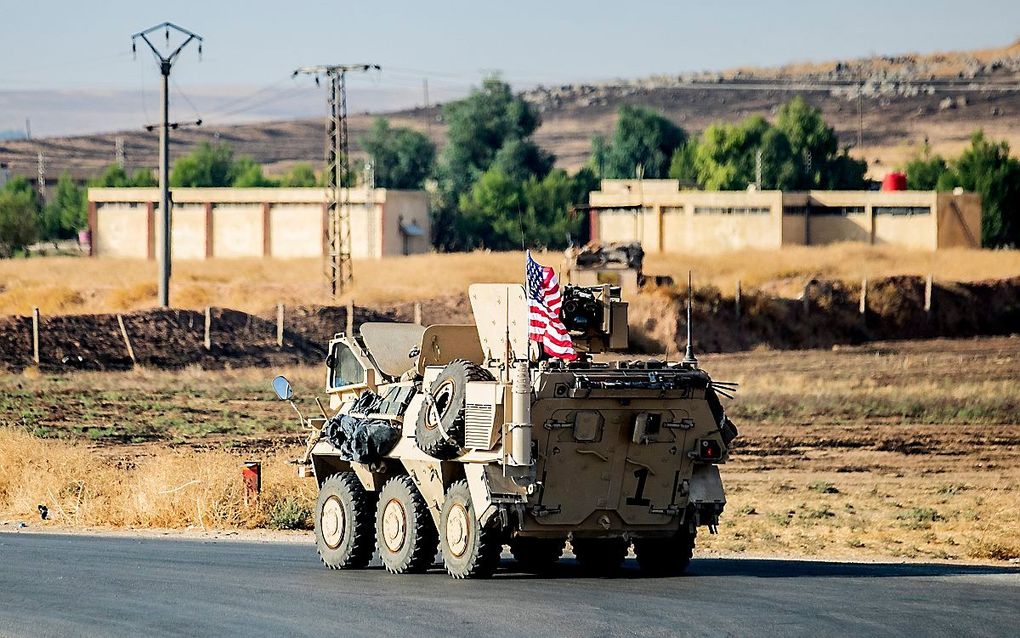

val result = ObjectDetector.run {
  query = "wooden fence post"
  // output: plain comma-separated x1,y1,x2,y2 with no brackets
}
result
116,314,136,365
734,280,741,320
413,301,423,326
31,307,40,365
345,300,355,336
924,273,933,315
859,277,868,315
276,303,285,347
204,307,212,350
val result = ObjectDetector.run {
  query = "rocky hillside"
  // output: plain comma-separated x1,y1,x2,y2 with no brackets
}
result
4,40,1020,182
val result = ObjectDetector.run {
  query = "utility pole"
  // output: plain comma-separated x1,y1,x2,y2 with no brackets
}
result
294,64,380,298
755,149,763,190
132,22,203,308
423,78,431,137
36,153,45,199
857,79,864,149
115,136,126,169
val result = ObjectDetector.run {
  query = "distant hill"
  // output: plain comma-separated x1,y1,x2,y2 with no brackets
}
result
4,40,1020,183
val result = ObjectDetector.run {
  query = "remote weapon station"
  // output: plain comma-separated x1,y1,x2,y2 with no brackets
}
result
273,278,737,578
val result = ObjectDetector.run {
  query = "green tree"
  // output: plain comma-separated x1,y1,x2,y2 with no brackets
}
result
523,169,585,247
589,135,610,179
360,118,436,189
819,150,869,189
457,168,527,249
0,183,41,257
490,138,554,183
433,75,550,250
668,141,700,184
687,116,771,189
230,157,278,187
92,165,157,187
42,172,86,239
904,154,949,190
596,105,687,179
170,141,277,188
935,131,1020,247
438,76,541,195
458,167,592,250
170,142,236,187
278,163,318,187
774,96,867,189
129,169,158,187
570,167,601,211
666,98,866,191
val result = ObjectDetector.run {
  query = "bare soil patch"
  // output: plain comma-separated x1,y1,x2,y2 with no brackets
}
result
1,336,1017,562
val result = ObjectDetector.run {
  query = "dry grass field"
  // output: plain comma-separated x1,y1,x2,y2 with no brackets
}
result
1,335,1017,561
1,245,1018,316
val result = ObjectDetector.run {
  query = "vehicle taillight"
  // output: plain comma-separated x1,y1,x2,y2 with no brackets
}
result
697,439,722,462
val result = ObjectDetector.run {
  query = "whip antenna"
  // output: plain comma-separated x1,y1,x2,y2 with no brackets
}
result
682,270,698,367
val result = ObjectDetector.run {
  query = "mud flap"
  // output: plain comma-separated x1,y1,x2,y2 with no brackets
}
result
464,464,529,527
689,465,725,506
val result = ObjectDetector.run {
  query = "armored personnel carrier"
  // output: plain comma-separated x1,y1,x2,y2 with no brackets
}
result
562,242,673,295
273,282,737,578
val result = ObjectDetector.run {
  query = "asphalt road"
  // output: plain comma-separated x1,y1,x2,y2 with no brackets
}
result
0,533,1017,638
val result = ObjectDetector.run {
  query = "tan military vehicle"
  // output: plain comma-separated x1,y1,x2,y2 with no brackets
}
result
562,242,673,296
273,283,738,578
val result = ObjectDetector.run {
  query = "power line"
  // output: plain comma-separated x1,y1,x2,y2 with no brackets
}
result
170,75,202,121
201,76,297,118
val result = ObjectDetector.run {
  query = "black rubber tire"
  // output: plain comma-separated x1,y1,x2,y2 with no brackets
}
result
415,360,494,459
510,537,565,573
439,480,502,579
375,476,439,574
571,538,629,576
634,528,696,577
314,472,376,570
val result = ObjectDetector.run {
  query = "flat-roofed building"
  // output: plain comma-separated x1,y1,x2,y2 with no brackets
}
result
87,187,430,259
588,180,981,252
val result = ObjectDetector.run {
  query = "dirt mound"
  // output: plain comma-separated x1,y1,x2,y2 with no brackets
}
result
1,277,1017,372
631,275,1020,353
0,305,391,373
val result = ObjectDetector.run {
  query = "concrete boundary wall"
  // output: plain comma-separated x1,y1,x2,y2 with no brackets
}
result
87,187,430,260
589,180,981,252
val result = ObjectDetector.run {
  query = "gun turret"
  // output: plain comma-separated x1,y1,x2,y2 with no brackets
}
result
561,284,629,354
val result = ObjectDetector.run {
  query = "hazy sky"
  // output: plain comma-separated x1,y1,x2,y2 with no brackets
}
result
2,0,1018,136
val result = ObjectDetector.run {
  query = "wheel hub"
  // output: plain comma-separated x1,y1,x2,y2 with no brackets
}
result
382,498,407,553
426,380,455,431
321,496,346,550
446,503,470,558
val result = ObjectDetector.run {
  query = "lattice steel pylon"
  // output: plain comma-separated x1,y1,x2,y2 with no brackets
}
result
294,64,380,298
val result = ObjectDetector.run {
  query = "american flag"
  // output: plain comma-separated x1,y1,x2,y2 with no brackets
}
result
526,251,576,361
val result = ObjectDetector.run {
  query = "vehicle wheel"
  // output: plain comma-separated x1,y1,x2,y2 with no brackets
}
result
571,538,629,576
375,476,439,574
315,472,376,570
634,528,696,576
416,360,494,460
510,537,565,573
439,480,502,579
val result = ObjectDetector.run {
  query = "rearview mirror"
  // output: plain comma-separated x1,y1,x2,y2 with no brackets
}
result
272,375,293,401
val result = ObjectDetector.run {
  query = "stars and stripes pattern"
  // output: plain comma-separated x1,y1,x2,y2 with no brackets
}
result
526,251,576,361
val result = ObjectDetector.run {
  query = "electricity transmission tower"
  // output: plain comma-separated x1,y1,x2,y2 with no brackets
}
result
36,153,45,199
293,64,380,298
131,22,203,308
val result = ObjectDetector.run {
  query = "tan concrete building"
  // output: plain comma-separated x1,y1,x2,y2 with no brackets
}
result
588,180,981,252
87,187,430,259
